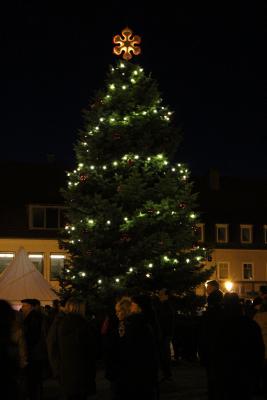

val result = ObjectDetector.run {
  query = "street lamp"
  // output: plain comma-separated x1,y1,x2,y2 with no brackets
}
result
224,280,233,292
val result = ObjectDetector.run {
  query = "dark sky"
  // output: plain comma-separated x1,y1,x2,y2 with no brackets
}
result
1,3,266,177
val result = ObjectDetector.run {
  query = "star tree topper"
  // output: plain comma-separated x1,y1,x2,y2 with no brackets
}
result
113,27,141,61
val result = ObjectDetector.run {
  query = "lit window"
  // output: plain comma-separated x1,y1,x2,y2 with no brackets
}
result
218,262,229,279
243,263,253,280
264,225,267,244
50,254,65,281
29,205,66,230
0,253,14,274
216,224,228,243
240,225,252,243
28,254,44,274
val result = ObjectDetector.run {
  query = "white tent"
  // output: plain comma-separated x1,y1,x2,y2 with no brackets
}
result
0,247,59,306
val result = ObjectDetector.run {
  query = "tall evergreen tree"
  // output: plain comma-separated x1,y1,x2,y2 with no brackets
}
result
59,58,212,305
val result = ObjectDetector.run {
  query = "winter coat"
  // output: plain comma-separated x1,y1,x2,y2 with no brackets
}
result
198,305,265,398
113,312,159,399
254,310,267,358
0,326,21,400
156,299,175,339
48,312,97,397
23,309,47,362
47,311,66,378
12,320,27,368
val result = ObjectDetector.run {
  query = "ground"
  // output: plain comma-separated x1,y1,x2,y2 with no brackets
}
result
43,360,265,400
43,361,206,399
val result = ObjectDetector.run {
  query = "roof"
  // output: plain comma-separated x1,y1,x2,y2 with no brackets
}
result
0,247,59,304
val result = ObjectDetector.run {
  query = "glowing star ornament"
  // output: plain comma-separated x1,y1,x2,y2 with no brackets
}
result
113,27,141,61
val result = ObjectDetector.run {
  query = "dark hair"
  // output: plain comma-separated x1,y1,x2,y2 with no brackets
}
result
224,292,240,306
207,289,223,307
0,300,15,321
0,299,16,339
206,280,220,290
21,299,36,307
223,292,242,316
52,299,60,308
132,294,153,314
260,286,267,295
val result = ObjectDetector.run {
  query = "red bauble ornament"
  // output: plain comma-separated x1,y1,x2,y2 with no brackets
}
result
147,208,155,215
79,174,88,182
179,203,186,209
128,159,134,166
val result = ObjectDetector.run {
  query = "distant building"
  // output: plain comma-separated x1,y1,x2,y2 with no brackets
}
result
0,162,68,292
0,163,266,298
196,169,267,297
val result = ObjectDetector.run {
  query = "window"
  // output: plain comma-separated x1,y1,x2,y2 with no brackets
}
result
243,263,253,280
195,223,204,242
29,205,66,230
28,254,44,274
240,225,252,243
264,226,267,244
216,224,228,243
218,262,229,280
50,254,65,281
0,253,14,274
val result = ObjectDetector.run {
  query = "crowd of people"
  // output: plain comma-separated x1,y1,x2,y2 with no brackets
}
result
0,283,267,400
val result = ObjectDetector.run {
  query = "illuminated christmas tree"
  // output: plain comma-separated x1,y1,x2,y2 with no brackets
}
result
59,28,212,305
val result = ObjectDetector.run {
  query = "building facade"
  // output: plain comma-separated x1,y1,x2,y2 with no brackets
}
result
0,164,266,298
0,162,67,292
196,171,267,296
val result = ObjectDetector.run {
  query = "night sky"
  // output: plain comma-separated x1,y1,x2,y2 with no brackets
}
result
1,3,266,177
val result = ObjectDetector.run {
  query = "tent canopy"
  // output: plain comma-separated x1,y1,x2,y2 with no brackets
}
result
0,247,59,305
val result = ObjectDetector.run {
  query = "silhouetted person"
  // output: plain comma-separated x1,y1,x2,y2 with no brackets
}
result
254,297,267,397
110,296,158,400
47,298,97,400
156,288,175,381
198,281,224,400
0,299,21,400
205,280,223,310
21,299,45,400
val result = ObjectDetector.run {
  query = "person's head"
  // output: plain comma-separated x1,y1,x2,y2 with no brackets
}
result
259,286,267,299
131,294,152,315
252,296,262,309
261,299,267,312
115,297,132,321
0,299,15,322
223,292,242,316
52,299,60,310
58,298,67,312
64,297,86,316
21,299,35,317
206,280,220,296
158,288,170,302
31,299,41,310
0,300,16,338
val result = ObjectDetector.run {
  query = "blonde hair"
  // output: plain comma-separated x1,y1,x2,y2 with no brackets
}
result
115,296,132,320
64,298,86,316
